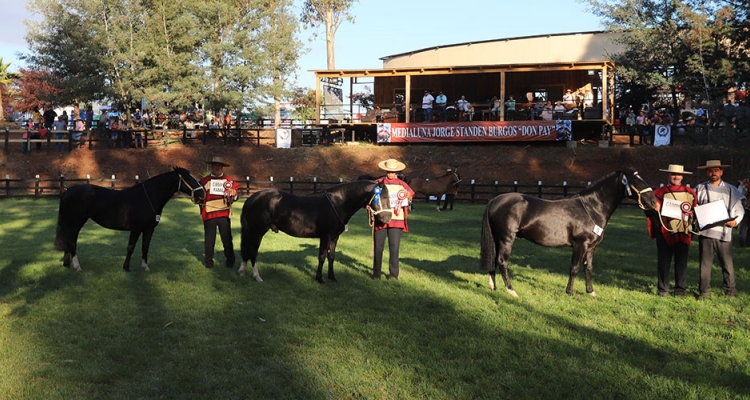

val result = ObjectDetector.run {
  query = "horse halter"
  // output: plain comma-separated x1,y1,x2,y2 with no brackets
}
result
177,172,206,204
366,186,393,226
623,171,653,210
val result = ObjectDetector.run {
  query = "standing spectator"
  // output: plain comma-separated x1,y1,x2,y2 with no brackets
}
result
372,158,414,280
72,118,84,148
52,116,67,152
32,107,42,129
584,90,594,109
60,110,69,130
72,104,80,121
43,106,57,129
441,168,459,211
624,112,636,145
695,160,745,299
85,106,94,130
199,157,239,269
435,91,447,122
636,110,649,145
646,164,697,296
562,89,575,109
505,95,516,121
133,109,142,127
98,109,109,137
422,90,434,122
722,100,736,127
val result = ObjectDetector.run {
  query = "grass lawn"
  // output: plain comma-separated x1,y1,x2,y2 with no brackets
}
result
0,199,748,399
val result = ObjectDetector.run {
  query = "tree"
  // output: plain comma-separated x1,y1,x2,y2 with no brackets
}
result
0,58,24,120
301,0,358,70
289,86,318,122
8,68,63,113
583,0,750,110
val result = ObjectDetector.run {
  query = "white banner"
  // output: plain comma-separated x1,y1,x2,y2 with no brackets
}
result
653,124,671,146
276,128,291,148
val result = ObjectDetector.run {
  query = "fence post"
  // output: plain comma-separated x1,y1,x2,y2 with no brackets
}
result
538,181,543,198
245,176,251,197
494,180,498,197
563,181,568,197
87,174,91,185
313,177,318,193
35,174,40,197
135,174,140,185
289,177,294,194
4,127,8,154
470,179,476,203
270,176,274,188
513,181,518,193
59,173,66,194
202,128,207,145
111,175,116,189
46,132,52,154
5,174,10,197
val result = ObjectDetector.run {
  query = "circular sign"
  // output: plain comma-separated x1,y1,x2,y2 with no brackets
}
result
223,181,233,190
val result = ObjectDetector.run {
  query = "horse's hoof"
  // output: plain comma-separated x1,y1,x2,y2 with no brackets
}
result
588,291,597,297
253,274,263,282
316,278,325,284
507,289,519,298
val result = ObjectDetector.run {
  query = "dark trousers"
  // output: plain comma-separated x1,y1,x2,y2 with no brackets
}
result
698,236,736,295
656,235,688,295
739,213,749,246
373,228,401,279
204,217,235,268
441,194,455,210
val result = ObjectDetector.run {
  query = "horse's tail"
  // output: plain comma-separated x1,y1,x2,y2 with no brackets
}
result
479,201,496,272
54,190,68,251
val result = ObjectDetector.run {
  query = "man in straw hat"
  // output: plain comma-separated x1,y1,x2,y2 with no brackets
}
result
372,158,414,280
199,156,240,269
646,164,697,296
695,160,745,299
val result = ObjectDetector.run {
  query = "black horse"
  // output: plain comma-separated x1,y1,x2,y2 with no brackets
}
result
239,180,392,283
480,168,656,297
54,167,205,271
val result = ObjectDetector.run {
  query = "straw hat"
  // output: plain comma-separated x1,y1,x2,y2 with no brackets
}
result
378,158,406,172
658,164,692,175
697,159,730,169
205,156,230,167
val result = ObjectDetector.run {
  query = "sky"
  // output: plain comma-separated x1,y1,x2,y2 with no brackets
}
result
1,0,602,89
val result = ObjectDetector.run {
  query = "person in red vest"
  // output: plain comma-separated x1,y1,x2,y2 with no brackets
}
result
199,156,239,269
646,164,697,297
373,158,414,280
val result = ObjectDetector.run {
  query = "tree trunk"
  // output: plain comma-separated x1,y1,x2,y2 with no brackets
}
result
325,8,335,69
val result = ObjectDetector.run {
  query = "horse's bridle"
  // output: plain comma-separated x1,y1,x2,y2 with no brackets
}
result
177,173,206,204
623,171,653,210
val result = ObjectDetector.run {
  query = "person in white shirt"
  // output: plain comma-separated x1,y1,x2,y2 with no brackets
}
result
695,160,745,299
422,91,434,122
456,95,472,121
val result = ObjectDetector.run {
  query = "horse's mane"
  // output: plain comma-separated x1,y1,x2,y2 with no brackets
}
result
577,170,620,196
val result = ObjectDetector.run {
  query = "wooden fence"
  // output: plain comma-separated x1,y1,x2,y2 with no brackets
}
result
1,175,607,205
3,126,279,154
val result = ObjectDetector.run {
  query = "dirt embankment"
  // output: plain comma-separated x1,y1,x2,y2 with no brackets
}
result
1,138,748,188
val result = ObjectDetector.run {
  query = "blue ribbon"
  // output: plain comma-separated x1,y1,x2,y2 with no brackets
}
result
373,187,381,207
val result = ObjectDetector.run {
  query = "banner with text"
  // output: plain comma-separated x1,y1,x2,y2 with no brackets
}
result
376,121,571,143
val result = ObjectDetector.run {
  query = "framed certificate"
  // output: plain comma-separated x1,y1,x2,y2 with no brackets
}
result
694,200,733,230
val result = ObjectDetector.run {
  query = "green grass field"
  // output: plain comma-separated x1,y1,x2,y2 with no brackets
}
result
0,199,748,399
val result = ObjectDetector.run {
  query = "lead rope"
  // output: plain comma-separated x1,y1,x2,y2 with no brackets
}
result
577,195,601,228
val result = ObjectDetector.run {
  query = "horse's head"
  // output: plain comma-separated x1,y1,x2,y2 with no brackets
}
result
622,168,656,210
367,180,392,225
174,167,206,204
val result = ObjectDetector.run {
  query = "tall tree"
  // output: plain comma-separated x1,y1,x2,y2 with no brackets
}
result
583,0,750,109
0,58,24,120
301,0,357,69
9,68,63,113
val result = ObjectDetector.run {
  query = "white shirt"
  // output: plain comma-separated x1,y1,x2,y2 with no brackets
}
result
696,180,745,241
422,94,434,109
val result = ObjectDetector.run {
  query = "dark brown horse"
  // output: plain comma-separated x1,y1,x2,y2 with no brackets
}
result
54,167,205,271
239,180,392,283
407,168,461,211
480,168,656,297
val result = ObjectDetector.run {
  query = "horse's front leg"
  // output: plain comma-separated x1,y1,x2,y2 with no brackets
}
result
123,230,141,272
583,248,597,296
314,237,330,283
565,243,587,295
140,229,154,272
326,236,340,282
